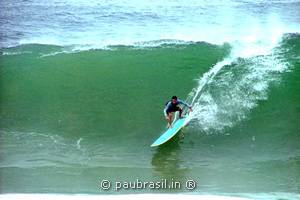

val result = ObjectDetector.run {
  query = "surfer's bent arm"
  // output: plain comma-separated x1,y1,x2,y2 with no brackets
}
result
177,99,192,108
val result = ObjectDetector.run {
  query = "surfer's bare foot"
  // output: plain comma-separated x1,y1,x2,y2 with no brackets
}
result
167,123,172,128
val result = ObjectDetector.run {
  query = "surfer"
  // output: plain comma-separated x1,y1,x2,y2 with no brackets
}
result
164,96,192,128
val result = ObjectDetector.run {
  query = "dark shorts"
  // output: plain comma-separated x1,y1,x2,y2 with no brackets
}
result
166,106,182,115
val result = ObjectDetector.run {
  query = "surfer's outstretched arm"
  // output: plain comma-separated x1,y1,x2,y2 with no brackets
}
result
177,99,193,111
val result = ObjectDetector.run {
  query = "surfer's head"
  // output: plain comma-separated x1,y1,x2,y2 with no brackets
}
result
171,96,177,103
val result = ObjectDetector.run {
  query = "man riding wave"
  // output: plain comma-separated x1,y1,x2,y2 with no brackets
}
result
164,96,192,128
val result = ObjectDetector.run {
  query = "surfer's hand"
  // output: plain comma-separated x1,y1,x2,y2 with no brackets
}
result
189,107,193,112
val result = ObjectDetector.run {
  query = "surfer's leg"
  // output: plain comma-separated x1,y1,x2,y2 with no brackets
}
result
178,108,183,118
166,113,173,128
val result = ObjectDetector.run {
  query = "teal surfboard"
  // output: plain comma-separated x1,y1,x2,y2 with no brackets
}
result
151,113,191,147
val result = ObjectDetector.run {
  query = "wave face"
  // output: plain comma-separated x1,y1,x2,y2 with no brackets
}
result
1,0,300,195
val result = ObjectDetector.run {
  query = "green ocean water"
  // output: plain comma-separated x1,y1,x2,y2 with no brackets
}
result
1,34,300,196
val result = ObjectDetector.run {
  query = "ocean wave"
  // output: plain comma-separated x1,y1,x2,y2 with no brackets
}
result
186,33,293,133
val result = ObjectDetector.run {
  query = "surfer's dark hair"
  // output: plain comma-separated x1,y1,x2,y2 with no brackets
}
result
172,96,177,100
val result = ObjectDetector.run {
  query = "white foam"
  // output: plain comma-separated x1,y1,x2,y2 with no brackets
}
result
1,193,299,200
1,51,32,56
0,194,253,200
10,0,299,50
76,138,83,149
189,57,289,132
186,24,290,132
